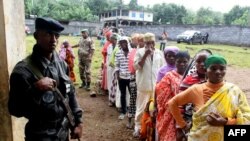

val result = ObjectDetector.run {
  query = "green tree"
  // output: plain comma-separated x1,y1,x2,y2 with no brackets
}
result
24,0,33,17
152,3,187,24
24,0,98,21
232,10,250,26
86,0,126,15
224,5,249,25
195,7,223,25
31,0,50,17
128,0,138,10
182,10,196,24
48,0,96,21
213,12,224,25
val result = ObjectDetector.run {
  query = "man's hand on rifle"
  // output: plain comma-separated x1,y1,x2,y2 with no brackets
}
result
34,77,56,91
71,123,83,139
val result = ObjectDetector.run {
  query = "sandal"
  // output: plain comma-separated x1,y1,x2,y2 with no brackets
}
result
90,91,96,97
126,123,133,129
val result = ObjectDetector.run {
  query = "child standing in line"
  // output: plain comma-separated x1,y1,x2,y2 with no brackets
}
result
59,40,76,82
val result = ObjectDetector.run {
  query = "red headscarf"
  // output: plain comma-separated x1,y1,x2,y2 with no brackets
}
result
102,31,112,63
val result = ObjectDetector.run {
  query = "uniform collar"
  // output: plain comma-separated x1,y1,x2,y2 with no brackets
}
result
31,44,60,69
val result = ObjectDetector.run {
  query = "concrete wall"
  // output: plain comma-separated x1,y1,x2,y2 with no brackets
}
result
0,0,27,141
121,25,250,47
25,19,250,46
25,19,102,36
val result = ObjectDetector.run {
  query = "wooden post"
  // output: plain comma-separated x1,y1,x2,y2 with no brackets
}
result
0,0,26,141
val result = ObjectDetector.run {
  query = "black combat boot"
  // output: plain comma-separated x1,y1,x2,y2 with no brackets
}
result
85,82,91,91
79,81,86,88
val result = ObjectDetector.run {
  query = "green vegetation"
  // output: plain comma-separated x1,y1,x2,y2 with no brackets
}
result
25,0,250,26
169,43,250,68
26,35,250,84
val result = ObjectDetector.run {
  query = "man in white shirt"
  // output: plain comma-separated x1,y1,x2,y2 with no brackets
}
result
133,32,165,137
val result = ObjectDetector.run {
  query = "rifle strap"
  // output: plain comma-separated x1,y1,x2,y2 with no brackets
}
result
25,56,75,127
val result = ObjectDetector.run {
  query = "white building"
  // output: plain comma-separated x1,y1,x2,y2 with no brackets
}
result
99,9,153,27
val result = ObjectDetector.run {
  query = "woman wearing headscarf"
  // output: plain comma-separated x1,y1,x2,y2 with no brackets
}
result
101,31,112,93
180,50,212,115
168,54,250,141
177,49,212,140
155,51,190,141
156,46,180,83
180,49,213,91
59,40,76,82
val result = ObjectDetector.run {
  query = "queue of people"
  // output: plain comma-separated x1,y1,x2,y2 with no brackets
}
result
7,17,250,141
96,27,250,141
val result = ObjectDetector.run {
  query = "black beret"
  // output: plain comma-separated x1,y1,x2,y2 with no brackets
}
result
35,17,64,33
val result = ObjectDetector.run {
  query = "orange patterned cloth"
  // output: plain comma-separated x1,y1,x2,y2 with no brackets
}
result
155,70,182,141
59,42,76,82
65,49,76,82
140,99,155,141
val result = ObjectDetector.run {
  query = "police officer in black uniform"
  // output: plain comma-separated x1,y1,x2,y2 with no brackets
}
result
8,17,83,141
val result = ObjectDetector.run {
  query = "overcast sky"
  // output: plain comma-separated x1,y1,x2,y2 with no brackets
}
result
123,0,250,13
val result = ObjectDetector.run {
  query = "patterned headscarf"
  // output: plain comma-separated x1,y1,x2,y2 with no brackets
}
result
63,40,69,46
205,54,227,69
105,31,112,39
59,40,74,60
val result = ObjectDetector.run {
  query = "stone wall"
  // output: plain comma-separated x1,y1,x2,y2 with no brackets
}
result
26,19,250,47
121,24,250,47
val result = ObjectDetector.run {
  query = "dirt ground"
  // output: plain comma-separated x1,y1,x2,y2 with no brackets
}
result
75,66,250,141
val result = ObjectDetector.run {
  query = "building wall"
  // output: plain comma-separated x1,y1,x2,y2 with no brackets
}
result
100,10,154,23
122,24,250,47
128,11,153,22
143,12,153,22
0,0,27,141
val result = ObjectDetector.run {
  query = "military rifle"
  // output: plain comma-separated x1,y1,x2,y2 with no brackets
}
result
25,56,81,141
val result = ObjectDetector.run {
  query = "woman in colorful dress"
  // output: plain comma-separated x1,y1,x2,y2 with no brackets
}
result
168,54,250,141
155,51,190,141
59,40,76,82
177,49,212,140
101,31,112,94
156,46,180,83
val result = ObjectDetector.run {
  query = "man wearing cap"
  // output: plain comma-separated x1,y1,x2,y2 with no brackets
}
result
115,36,132,120
133,32,165,137
72,29,95,91
8,17,83,141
